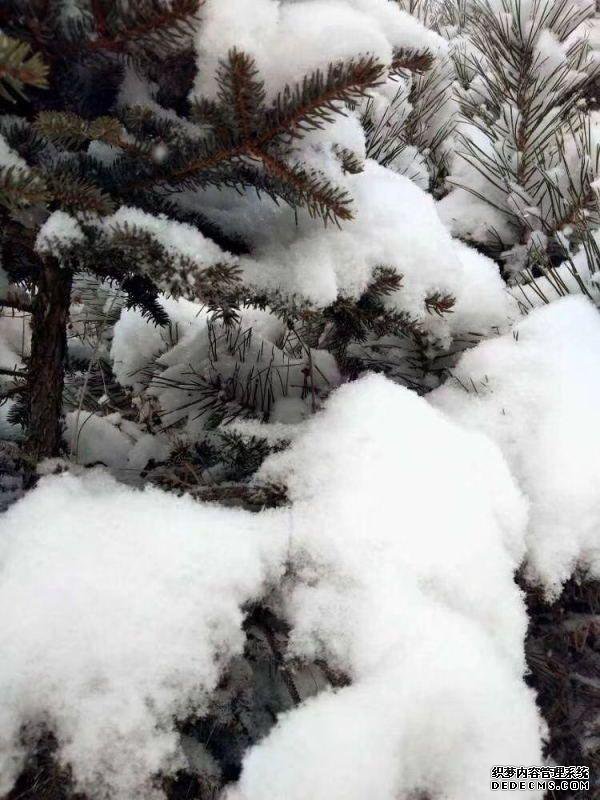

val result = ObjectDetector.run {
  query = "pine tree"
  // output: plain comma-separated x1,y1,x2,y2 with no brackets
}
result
443,0,599,272
370,0,457,194
0,0,385,463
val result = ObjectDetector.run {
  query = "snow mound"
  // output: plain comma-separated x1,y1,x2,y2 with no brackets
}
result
99,207,235,270
0,375,543,799
431,296,600,595
0,471,285,799
233,375,542,800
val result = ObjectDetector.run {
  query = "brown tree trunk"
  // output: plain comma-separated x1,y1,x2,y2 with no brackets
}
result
24,256,72,462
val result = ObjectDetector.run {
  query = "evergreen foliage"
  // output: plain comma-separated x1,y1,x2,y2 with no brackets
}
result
0,32,48,102
363,39,455,192
0,0,388,461
448,0,600,271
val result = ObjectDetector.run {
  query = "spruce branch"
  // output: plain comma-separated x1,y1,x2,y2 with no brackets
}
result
87,0,203,56
260,56,385,146
0,365,27,378
0,382,26,403
0,165,49,210
390,47,434,77
161,53,384,222
0,297,32,313
33,111,125,150
332,144,364,174
0,117,47,165
116,105,190,158
309,267,411,357
425,291,455,316
217,48,266,140
45,172,116,217
0,33,48,102
256,151,354,223
189,96,232,139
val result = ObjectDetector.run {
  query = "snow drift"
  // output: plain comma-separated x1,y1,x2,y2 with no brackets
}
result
0,375,543,799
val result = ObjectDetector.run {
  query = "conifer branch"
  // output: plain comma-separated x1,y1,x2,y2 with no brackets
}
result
390,47,434,77
0,366,27,378
0,298,32,313
255,151,354,223
0,34,48,102
34,111,125,150
363,47,453,191
332,144,364,174
259,56,385,146
157,53,384,222
87,0,203,55
217,49,266,140
451,0,598,261
45,173,116,217
0,166,49,210
425,291,455,316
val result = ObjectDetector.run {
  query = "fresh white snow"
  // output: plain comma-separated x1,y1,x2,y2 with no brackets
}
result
432,296,600,596
0,470,286,800
0,376,543,799
35,210,85,254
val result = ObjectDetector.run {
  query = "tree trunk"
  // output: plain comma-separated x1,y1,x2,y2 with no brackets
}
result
24,256,72,462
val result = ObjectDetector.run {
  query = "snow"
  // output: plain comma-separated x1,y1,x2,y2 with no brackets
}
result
4,0,595,792
431,296,600,595
0,310,29,439
35,210,85,254
0,470,286,800
237,161,517,341
98,207,237,296
0,374,544,799
111,299,341,436
436,110,521,246
0,311,28,371
193,0,445,103
110,295,205,392
147,304,339,433
0,132,28,171
100,207,232,269
448,239,517,336
66,410,132,468
438,169,515,246
66,411,134,468
231,374,543,800
64,410,171,475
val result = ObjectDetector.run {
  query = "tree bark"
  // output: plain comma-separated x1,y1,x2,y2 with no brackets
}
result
24,256,72,462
